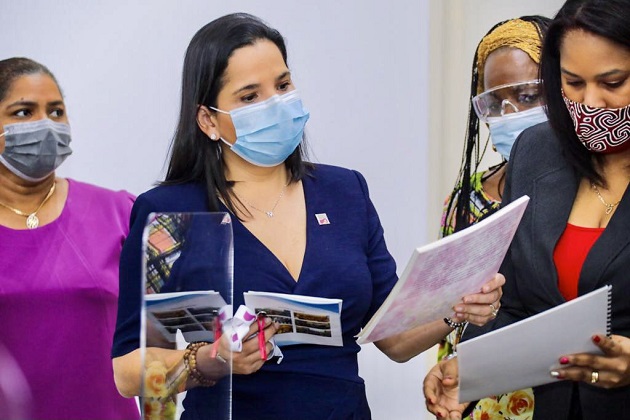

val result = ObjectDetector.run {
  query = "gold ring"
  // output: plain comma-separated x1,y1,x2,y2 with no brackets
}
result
591,370,599,384
489,303,499,317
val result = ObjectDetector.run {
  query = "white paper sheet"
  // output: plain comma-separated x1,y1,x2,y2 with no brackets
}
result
458,285,612,402
356,195,530,344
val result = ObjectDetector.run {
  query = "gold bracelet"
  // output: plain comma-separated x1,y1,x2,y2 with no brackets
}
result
165,358,190,394
183,342,215,387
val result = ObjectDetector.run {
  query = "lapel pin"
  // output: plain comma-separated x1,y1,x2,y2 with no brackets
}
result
315,213,330,225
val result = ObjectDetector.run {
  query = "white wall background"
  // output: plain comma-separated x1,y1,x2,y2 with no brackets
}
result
1,1,568,418
0,1,430,418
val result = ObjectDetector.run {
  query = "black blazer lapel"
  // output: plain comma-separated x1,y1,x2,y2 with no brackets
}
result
531,167,579,304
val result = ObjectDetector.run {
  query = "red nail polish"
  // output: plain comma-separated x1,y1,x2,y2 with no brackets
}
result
593,335,601,343
560,357,569,365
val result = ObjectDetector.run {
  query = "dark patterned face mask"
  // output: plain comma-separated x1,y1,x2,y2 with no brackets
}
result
563,92,630,154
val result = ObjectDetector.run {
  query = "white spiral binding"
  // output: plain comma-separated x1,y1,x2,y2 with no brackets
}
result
606,285,613,337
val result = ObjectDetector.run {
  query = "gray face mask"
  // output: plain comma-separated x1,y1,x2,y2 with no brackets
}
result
0,119,73,182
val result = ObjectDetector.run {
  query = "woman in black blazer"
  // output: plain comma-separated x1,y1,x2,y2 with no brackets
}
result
424,0,630,418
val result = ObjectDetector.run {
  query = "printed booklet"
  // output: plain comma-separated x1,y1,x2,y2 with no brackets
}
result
145,291,343,347
244,291,343,347
145,291,227,343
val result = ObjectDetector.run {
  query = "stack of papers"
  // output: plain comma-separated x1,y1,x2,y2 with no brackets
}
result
357,196,530,344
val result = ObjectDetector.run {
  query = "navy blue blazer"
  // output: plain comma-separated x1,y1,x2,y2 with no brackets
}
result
466,122,630,419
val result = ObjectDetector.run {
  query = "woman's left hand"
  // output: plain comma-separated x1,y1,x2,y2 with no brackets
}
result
424,357,467,419
551,334,630,388
451,273,505,327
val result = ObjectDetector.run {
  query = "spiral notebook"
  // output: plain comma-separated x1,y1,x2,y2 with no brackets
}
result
458,285,612,403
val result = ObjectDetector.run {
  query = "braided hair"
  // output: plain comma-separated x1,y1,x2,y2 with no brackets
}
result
441,15,551,238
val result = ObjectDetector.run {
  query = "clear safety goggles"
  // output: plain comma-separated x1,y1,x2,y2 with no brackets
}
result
472,80,544,122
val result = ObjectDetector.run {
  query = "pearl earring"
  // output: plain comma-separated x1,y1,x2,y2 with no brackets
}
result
210,134,217,140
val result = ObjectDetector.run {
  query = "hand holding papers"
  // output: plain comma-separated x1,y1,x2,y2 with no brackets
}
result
145,290,343,347
458,285,612,402
244,291,343,347
356,195,530,344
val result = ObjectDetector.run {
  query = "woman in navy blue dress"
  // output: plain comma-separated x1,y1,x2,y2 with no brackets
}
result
112,13,504,419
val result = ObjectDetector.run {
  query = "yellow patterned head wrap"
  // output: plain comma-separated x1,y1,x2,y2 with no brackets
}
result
476,19,543,94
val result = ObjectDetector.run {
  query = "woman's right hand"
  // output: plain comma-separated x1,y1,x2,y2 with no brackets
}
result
215,316,279,375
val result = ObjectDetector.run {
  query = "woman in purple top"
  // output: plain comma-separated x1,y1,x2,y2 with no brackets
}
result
0,58,139,419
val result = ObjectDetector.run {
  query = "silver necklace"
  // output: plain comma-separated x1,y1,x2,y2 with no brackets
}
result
0,181,56,228
591,182,621,215
238,182,289,218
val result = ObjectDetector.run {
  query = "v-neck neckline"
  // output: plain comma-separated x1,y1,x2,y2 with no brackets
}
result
225,177,311,284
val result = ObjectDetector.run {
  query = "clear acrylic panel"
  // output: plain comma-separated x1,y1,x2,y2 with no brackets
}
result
140,212,233,419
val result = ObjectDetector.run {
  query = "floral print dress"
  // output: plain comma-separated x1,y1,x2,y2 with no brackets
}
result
439,169,535,420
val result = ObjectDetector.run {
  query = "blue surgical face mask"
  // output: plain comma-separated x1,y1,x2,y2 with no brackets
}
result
487,106,548,161
0,119,73,181
211,90,310,167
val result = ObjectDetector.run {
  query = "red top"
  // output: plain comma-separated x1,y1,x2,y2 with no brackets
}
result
553,223,604,301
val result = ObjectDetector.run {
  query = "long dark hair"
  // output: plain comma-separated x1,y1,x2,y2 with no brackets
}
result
0,57,60,102
541,0,630,188
163,13,310,215
442,15,551,237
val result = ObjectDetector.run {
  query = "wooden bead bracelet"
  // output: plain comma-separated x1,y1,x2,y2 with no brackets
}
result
183,341,215,387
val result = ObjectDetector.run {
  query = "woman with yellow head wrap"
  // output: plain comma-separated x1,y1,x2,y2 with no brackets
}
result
475,18,545,95
438,15,551,420
441,16,551,239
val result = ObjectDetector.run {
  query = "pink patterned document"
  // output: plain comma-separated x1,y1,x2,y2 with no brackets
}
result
356,195,529,345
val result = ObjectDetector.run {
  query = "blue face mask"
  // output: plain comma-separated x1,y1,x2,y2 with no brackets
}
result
211,90,310,167
487,106,548,160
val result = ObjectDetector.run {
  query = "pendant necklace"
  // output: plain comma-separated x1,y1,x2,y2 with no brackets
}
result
0,181,56,228
591,182,621,215
237,182,289,218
